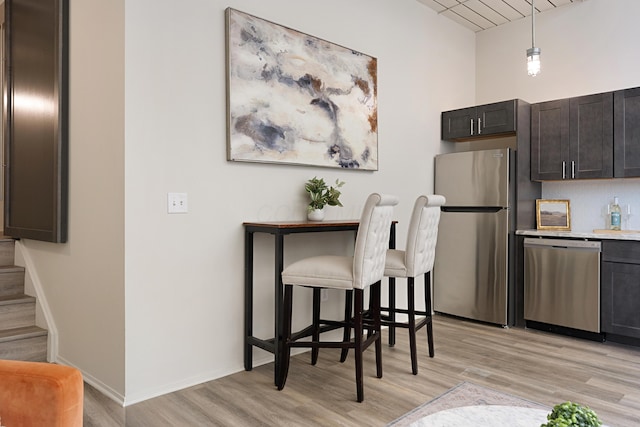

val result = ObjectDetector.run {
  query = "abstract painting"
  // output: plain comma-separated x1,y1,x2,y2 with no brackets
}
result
225,8,378,170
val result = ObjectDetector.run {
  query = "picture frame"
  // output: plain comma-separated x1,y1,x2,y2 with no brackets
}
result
536,199,571,230
225,8,378,170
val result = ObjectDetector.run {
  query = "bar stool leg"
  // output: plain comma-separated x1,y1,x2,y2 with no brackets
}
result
425,272,434,357
354,288,364,402
372,281,383,378
340,290,353,363
407,277,418,375
312,288,321,365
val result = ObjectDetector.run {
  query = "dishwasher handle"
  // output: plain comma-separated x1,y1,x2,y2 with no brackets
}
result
524,237,601,251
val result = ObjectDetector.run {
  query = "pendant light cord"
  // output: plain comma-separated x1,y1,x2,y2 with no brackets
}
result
531,0,536,49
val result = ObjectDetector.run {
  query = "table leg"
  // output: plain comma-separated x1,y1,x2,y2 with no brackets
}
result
244,230,254,371
274,233,285,385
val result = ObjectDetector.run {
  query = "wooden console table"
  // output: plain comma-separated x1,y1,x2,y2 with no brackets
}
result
243,220,396,384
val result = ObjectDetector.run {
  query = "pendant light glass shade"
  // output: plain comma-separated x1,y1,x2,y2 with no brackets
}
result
527,0,541,76
527,47,541,76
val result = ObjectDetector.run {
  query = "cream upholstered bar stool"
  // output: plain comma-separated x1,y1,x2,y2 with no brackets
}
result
277,193,398,402
381,194,444,374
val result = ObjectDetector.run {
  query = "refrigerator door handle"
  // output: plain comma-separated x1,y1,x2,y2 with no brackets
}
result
470,118,474,136
562,161,566,179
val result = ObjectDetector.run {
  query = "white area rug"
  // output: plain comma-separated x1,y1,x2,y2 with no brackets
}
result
388,382,550,427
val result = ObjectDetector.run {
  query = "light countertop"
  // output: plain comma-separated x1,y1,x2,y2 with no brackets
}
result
516,229,640,241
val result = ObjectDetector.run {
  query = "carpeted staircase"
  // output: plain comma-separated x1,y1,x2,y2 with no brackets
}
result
0,237,47,361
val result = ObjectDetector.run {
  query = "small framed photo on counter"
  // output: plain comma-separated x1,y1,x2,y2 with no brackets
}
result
536,199,571,230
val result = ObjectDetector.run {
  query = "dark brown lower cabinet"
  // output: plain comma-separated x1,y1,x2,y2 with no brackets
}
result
601,241,640,341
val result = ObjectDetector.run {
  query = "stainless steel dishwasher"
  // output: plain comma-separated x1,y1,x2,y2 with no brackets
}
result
524,238,601,333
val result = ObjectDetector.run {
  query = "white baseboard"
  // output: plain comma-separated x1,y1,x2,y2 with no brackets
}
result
56,355,126,407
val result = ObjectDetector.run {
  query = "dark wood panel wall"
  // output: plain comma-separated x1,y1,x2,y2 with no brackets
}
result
3,0,68,242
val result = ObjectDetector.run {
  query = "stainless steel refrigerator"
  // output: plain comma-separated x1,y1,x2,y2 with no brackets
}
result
434,148,513,326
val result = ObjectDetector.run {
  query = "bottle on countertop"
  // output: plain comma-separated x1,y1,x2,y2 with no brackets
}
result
610,196,621,231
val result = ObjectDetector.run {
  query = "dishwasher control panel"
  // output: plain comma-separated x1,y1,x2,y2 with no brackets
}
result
524,238,601,251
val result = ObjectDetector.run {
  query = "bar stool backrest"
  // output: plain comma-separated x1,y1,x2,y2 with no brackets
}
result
404,195,446,277
353,193,399,290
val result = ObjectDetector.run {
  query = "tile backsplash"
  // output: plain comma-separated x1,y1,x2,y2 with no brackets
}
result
542,178,640,232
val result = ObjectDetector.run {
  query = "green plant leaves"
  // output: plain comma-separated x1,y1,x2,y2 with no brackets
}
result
305,177,345,211
541,401,602,427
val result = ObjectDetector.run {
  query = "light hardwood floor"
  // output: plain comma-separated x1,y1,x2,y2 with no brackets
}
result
84,315,640,426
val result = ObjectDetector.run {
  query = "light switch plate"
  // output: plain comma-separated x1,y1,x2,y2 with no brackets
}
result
167,193,188,213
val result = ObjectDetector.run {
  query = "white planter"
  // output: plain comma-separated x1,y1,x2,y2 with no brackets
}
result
307,208,325,221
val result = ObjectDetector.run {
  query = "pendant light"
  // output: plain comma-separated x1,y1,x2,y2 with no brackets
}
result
527,0,541,76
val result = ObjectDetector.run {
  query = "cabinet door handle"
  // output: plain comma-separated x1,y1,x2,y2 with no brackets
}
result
470,119,474,136
571,161,576,179
562,161,566,179
478,118,482,135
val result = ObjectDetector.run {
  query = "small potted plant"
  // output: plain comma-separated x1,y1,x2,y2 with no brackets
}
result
304,177,345,221
541,401,602,427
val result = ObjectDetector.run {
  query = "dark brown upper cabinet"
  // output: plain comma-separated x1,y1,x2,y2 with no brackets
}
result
531,93,613,181
530,99,569,181
442,100,516,141
613,87,640,178
3,0,68,243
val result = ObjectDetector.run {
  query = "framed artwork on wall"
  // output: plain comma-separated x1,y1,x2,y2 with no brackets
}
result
225,8,378,170
536,199,571,230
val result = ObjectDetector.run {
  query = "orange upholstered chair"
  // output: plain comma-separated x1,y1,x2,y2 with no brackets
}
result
0,359,83,427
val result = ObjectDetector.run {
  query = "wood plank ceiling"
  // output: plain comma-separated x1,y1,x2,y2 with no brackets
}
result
417,0,585,32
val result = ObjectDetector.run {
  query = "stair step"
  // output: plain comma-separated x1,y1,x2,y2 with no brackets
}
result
0,293,34,305
0,326,48,361
0,238,47,362
0,265,26,296
0,237,16,267
0,325,48,343
0,294,36,329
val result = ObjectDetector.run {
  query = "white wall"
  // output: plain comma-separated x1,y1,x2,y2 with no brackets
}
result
476,0,640,232
476,0,640,105
122,0,474,403
19,0,126,401
543,178,640,231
